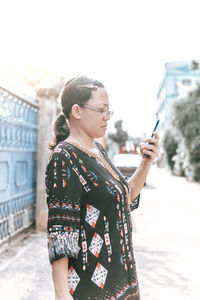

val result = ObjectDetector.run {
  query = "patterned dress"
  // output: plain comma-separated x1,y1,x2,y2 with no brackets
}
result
45,141,140,300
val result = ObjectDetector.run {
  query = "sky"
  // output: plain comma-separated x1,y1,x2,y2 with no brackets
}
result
0,0,200,138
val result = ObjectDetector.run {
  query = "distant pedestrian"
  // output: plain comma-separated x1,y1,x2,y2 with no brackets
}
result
45,75,159,300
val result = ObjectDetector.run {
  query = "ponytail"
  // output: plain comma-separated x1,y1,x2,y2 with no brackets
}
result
48,113,70,150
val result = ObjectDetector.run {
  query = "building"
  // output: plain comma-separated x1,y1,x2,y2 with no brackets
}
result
157,61,200,131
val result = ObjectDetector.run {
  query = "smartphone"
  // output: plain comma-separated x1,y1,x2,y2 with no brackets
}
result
144,119,160,158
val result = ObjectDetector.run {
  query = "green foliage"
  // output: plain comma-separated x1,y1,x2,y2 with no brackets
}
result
163,130,178,171
194,165,200,182
108,120,128,147
173,94,200,146
190,60,199,70
173,83,200,181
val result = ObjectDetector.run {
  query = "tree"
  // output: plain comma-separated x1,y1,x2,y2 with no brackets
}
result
108,120,128,148
190,60,199,71
172,83,200,181
162,130,178,172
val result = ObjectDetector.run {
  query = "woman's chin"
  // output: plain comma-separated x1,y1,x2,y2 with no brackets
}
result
91,127,107,139
94,132,105,139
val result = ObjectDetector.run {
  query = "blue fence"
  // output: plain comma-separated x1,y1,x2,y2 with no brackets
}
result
0,82,38,244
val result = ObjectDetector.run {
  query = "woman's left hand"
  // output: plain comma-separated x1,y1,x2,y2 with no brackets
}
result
139,132,160,164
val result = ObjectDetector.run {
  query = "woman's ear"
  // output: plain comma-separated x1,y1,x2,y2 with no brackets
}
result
71,104,81,120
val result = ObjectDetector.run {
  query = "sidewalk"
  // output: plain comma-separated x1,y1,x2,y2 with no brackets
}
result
0,166,199,300
133,165,200,300
0,230,54,300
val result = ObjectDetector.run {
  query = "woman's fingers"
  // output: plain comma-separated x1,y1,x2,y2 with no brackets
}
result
142,147,158,158
144,137,159,147
143,144,156,151
140,143,158,153
152,132,159,139
140,132,160,161
144,133,160,149
143,149,156,158
145,132,159,142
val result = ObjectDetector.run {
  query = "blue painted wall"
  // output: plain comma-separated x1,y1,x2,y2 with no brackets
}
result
0,83,38,243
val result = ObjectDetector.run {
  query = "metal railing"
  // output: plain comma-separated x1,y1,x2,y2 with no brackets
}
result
0,81,38,244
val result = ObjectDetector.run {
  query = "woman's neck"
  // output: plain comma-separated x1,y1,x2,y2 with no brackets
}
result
64,134,97,152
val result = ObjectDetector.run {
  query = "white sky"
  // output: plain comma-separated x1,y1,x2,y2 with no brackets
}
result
0,0,200,137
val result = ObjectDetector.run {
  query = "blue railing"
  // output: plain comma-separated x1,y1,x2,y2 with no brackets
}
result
0,82,38,243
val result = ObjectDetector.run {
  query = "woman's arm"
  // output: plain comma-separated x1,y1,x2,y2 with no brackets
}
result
52,258,73,300
46,149,83,299
128,132,160,201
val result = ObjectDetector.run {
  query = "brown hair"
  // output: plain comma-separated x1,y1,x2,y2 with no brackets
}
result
48,75,104,150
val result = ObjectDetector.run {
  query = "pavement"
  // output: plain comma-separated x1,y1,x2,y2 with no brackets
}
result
133,165,200,300
0,166,200,300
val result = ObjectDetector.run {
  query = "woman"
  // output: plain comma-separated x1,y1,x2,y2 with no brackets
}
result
45,76,159,300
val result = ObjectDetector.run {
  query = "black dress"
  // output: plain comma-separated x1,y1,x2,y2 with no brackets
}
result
45,141,140,300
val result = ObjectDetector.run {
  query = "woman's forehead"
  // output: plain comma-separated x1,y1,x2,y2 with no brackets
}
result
88,87,109,105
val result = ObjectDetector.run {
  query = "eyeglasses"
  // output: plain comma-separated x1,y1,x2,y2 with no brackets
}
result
81,104,114,118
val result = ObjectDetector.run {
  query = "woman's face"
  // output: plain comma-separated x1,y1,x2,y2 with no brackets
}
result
78,87,111,138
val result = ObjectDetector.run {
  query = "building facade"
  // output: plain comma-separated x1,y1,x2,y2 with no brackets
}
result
157,61,200,131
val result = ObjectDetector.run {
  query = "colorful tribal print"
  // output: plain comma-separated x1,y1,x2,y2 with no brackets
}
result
46,141,140,299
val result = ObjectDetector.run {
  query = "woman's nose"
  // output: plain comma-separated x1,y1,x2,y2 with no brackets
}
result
103,114,110,121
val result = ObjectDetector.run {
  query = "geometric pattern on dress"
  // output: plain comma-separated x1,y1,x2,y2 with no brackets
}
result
68,266,80,295
116,219,119,231
80,226,88,271
85,204,100,228
91,262,108,289
105,183,115,196
104,216,112,262
89,232,103,258
89,170,98,181
88,170,99,187
120,253,124,265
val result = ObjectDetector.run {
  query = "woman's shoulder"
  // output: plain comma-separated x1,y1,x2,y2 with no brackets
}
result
46,142,80,176
48,141,77,162
95,141,106,152
56,141,77,154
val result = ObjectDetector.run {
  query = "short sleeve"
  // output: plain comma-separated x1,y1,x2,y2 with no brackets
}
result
129,193,140,211
45,148,83,264
125,178,140,211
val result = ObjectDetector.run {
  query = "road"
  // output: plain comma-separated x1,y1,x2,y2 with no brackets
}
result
0,166,199,300
133,165,200,300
